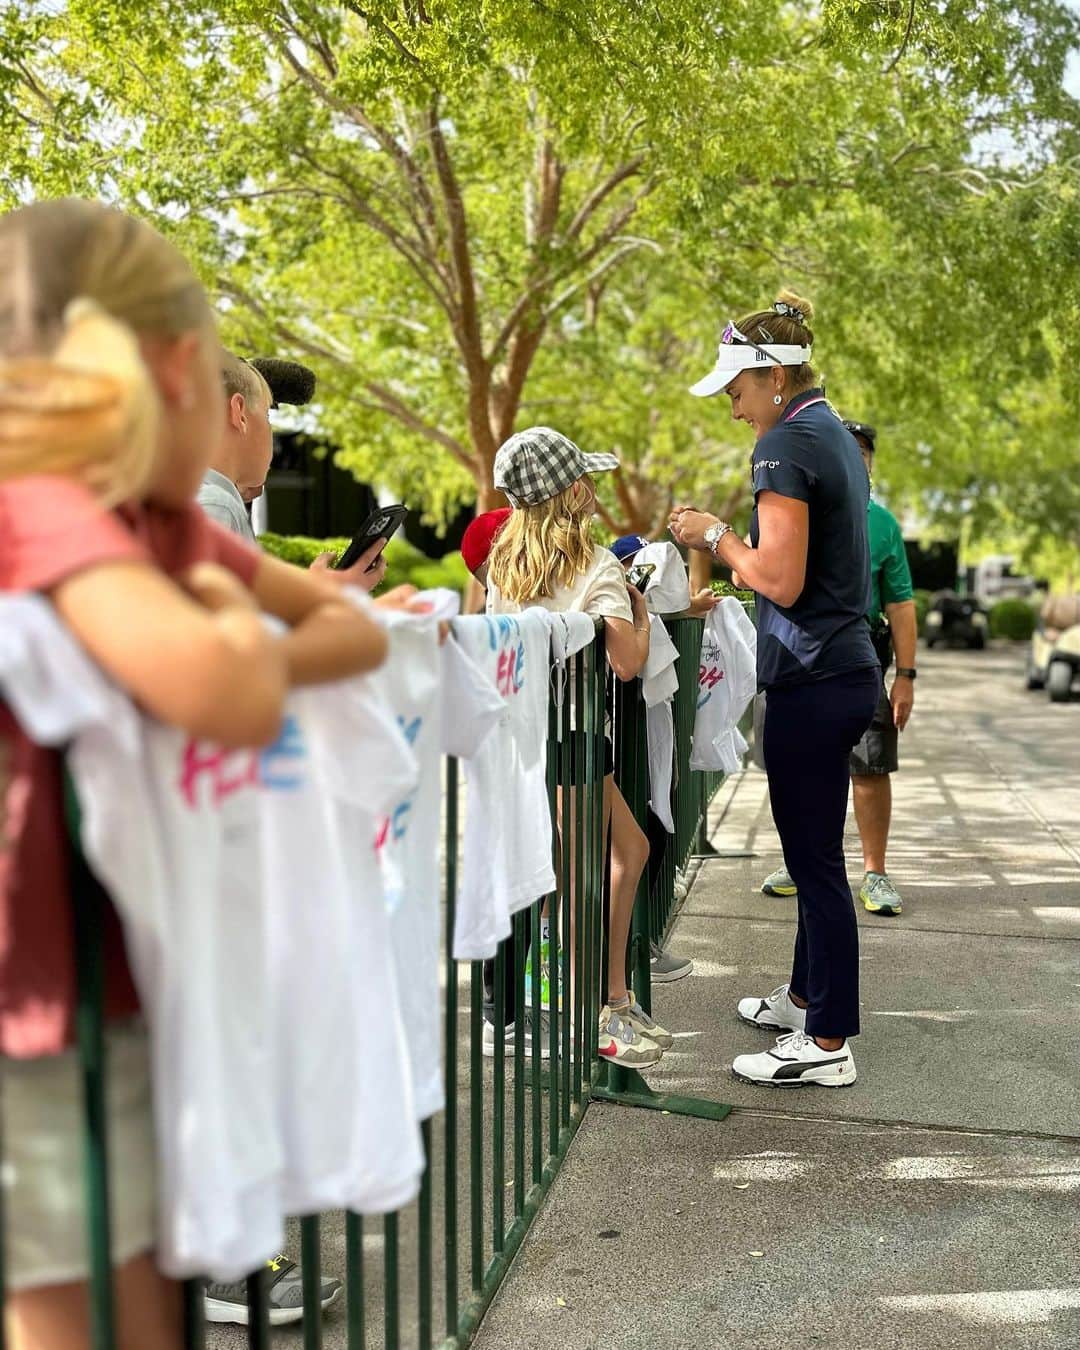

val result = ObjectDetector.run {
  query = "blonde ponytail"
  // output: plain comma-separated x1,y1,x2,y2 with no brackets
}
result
0,198,211,506
0,300,159,505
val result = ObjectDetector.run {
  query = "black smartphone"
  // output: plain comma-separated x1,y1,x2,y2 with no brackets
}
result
335,504,408,572
626,561,656,592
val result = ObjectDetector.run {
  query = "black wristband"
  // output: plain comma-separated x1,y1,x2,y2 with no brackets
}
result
895,667,917,680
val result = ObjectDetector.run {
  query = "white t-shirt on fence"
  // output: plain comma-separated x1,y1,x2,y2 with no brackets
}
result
451,610,556,960
370,609,504,1121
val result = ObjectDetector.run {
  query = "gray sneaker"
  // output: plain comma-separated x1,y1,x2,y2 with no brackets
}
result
205,1255,342,1326
860,872,903,916
761,866,797,897
649,943,693,983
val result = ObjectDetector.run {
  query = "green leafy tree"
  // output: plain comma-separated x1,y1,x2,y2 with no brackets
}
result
2,0,1079,542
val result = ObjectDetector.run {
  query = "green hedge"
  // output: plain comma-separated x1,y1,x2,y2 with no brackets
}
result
258,532,469,594
710,580,755,605
989,597,1037,641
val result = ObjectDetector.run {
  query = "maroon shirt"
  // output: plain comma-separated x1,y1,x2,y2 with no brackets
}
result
0,476,260,1057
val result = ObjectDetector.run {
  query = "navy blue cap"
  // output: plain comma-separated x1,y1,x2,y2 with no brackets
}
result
611,534,649,562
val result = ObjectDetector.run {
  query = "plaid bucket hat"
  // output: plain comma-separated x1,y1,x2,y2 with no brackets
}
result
494,426,619,508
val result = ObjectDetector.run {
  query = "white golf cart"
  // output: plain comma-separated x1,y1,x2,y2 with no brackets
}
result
1028,594,1080,702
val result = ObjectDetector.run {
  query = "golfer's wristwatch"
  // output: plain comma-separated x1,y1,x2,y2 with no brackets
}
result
704,520,733,557
895,667,917,680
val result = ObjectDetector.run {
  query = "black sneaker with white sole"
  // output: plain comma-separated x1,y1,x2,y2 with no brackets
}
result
731,1030,856,1087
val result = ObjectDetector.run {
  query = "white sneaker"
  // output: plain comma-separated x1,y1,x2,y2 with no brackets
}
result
732,1030,856,1087
736,983,807,1032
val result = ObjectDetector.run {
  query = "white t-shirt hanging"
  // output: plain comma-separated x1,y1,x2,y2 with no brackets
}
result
369,609,503,1121
451,610,556,960
638,541,692,616
690,598,758,773
641,615,680,833
487,546,632,623
259,671,423,1218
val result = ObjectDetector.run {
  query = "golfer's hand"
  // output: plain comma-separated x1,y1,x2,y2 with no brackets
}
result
669,506,718,552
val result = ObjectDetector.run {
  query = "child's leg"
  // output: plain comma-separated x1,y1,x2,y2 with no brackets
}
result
604,777,649,1006
7,1253,182,1350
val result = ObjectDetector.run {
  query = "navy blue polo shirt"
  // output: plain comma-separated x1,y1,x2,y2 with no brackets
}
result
748,389,877,690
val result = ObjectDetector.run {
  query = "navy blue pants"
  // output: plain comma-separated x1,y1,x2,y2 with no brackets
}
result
763,668,880,1039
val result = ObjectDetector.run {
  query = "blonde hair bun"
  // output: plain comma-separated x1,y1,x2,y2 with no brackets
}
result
775,289,814,325
0,296,159,506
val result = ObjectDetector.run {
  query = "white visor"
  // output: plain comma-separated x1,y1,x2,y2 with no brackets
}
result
689,338,812,398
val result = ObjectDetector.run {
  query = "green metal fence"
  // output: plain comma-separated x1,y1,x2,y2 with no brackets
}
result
2,615,733,1350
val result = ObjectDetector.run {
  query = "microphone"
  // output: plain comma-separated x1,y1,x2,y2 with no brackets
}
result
247,357,317,408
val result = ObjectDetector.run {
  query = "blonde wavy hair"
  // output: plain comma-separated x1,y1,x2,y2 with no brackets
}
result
488,478,597,604
0,198,212,507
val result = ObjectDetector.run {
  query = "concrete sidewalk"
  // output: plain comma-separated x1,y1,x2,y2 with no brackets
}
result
474,645,1080,1350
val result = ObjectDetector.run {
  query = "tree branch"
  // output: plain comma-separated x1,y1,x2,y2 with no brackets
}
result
426,99,484,366
563,154,646,243
270,31,442,248
884,0,918,77
289,144,457,323
341,2,424,69
220,277,473,470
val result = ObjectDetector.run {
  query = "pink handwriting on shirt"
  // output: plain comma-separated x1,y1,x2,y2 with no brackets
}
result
177,716,306,809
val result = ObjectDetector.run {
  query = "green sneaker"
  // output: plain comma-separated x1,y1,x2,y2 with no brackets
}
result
524,935,563,1011
860,872,903,916
761,866,797,898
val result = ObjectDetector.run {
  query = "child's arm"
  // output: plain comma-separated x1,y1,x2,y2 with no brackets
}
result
249,552,389,686
50,561,288,747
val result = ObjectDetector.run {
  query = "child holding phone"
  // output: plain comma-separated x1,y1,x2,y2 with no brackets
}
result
0,199,389,1350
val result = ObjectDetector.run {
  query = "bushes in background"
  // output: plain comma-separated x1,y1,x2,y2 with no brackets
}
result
259,533,469,594
988,597,1037,641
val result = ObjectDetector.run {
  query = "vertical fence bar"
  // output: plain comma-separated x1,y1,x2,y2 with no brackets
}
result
491,935,506,1254
572,653,586,1107
246,1267,271,1350
383,1213,400,1350
345,1213,365,1350
442,758,459,1340
183,1280,206,1350
67,827,116,1350
469,956,484,1293
529,898,542,1185
301,1216,323,1350
559,660,572,1127
417,1119,433,1350
512,913,526,1217
591,633,607,1067
546,699,560,1153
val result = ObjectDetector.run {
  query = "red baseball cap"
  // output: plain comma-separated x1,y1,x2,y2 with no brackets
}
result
461,508,512,578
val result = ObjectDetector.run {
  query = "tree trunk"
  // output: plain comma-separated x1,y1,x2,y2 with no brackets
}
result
476,481,508,513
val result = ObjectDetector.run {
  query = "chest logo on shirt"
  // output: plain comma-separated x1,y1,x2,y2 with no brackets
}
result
484,616,525,698
177,716,307,808
697,641,726,710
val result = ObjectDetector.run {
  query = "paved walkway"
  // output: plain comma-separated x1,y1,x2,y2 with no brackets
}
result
474,644,1080,1350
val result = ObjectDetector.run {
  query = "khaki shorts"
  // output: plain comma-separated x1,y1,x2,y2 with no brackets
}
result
752,686,898,777
1,1021,157,1291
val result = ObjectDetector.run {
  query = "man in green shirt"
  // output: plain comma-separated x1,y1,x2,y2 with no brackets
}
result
760,421,917,915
